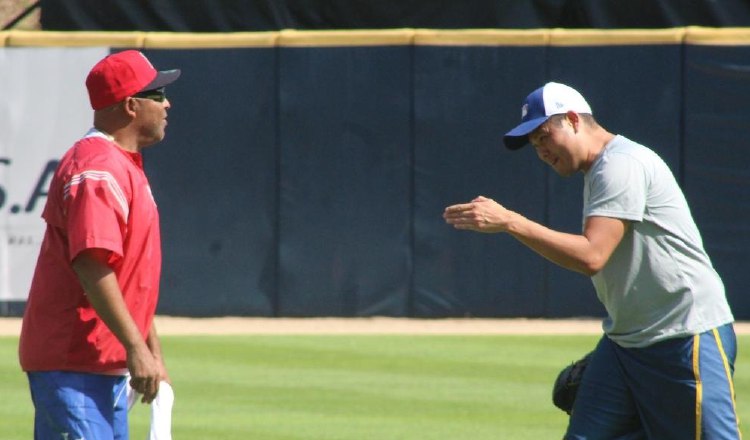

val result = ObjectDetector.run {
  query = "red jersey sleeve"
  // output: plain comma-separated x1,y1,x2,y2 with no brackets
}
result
63,170,129,263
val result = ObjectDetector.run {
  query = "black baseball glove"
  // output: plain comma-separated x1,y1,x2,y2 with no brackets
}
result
552,351,593,415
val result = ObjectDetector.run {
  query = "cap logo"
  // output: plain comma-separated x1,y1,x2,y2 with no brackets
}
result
521,103,528,119
554,101,564,109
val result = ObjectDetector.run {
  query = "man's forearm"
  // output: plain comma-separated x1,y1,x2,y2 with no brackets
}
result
146,321,170,382
506,214,602,276
72,252,147,353
506,212,627,276
445,196,604,273
147,322,162,360
72,249,161,401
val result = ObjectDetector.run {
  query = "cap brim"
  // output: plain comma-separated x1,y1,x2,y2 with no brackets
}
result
140,69,181,92
502,116,549,150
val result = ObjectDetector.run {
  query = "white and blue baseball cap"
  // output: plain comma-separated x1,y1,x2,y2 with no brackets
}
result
503,82,592,150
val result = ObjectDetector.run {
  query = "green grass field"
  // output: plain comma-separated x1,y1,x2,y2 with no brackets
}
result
2,334,749,439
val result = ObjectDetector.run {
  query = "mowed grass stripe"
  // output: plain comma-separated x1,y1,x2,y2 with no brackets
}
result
2,334,747,439
155,335,576,439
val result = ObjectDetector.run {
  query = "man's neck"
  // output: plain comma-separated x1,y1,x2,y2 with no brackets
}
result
93,125,140,153
582,129,616,172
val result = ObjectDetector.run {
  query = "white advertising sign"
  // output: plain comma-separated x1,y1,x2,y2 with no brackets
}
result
0,47,109,301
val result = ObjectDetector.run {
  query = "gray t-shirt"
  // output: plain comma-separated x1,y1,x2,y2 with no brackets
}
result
583,135,733,348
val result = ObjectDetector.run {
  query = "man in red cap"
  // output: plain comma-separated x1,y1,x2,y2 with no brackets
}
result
19,50,180,439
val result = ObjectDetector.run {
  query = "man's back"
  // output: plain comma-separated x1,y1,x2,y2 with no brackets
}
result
583,135,733,347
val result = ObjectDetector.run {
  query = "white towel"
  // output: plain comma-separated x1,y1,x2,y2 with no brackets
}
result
127,380,174,440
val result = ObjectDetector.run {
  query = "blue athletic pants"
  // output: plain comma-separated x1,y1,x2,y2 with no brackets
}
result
565,324,741,439
27,371,129,440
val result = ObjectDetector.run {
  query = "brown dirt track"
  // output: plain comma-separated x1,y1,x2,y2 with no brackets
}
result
1,316,749,336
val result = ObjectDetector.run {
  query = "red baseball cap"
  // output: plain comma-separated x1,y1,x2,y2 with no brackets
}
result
85,50,181,110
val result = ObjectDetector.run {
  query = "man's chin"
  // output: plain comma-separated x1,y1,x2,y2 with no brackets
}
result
141,133,166,149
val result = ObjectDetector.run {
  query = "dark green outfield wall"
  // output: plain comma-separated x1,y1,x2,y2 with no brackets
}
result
131,36,750,318
2,29,747,319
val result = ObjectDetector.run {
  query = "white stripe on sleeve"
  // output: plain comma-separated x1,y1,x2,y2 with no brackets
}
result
63,170,129,219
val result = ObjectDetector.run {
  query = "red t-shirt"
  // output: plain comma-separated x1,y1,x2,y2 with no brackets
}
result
19,129,162,373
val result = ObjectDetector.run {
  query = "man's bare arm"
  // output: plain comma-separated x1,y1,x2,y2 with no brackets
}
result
72,248,160,402
444,196,627,275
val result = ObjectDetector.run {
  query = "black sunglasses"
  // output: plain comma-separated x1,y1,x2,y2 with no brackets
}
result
133,87,167,103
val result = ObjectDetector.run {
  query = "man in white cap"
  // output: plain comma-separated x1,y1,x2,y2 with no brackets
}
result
19,50,179,439
444,82,739,439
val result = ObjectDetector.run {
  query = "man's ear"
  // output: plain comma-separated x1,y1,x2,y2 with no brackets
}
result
566,110,580,133
123,97,138,117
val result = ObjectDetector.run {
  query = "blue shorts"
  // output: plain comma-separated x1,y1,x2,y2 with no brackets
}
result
27,371,129,440
565,323,741,440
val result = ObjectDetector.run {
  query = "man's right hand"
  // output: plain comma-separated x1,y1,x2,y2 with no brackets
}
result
127,343,161,403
